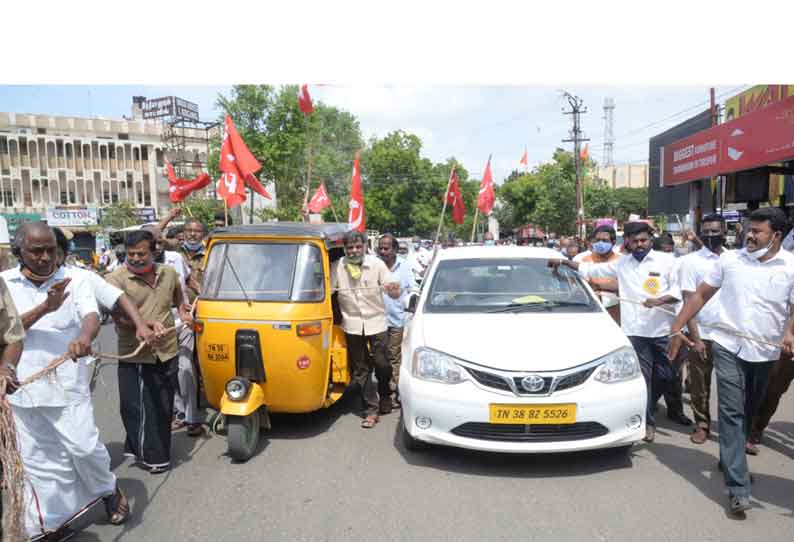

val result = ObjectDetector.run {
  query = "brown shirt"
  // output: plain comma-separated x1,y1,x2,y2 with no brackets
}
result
106,264,180,363
179,244,206,304
0,276,24,346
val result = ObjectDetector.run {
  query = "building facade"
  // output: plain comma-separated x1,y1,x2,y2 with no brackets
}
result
0,100,214,228
592,163,648,189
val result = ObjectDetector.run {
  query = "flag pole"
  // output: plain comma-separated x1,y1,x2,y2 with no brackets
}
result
224,198,228,227
470,208,479,243
434,166,455,245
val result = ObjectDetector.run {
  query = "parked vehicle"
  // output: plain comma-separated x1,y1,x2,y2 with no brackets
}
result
398,245,646,454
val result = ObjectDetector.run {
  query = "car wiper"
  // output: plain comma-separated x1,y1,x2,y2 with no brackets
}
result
224,250,253,307
486,300,591,313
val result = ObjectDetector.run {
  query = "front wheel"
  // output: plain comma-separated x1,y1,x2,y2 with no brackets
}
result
227,410,261,462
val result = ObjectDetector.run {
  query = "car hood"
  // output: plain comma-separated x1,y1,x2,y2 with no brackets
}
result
419,311,630,372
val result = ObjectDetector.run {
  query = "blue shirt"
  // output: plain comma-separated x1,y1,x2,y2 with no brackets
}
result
383,257,414,328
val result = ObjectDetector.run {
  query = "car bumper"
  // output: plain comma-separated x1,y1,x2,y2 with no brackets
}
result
399,371,647,453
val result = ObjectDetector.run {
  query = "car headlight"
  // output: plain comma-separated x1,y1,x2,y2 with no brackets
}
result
594,347,641,383
411,347,467,384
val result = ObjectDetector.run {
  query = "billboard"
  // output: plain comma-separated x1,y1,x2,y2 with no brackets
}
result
660,94,794,186
142,96,200,122
648,110,714,216
724,85,794,121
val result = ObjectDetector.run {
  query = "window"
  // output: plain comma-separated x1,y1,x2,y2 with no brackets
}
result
203,242,325,302
425,258,598,314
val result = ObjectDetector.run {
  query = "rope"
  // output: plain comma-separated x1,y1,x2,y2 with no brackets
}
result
616,297,784,348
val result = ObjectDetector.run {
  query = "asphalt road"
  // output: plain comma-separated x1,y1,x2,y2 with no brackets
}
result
68,324,794,542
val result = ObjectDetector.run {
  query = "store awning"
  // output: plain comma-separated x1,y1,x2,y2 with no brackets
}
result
660,95,794,186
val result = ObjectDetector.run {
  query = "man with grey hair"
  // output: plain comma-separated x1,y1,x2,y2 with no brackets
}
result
331,230,400,428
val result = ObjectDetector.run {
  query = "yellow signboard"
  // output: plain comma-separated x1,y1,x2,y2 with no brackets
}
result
724,85,794,202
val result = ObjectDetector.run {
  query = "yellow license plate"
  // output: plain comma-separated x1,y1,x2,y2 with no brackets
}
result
489,403,577,424
206,343,229,362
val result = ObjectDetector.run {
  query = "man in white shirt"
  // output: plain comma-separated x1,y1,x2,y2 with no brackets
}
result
676,215,729,445
551,221,682,443
2,223,134,539
669,207,794,515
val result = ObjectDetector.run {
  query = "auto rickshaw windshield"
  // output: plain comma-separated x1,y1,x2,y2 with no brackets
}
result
202,242,325,302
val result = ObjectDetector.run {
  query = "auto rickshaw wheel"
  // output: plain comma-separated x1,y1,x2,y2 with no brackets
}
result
227,409,260,462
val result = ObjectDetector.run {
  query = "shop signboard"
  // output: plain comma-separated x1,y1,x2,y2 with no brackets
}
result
0,213,43,235
724,85,794,121
46,207,98,227
661,95,794,186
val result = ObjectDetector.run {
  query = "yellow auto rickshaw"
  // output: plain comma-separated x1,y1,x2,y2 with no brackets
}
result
194,222,351,461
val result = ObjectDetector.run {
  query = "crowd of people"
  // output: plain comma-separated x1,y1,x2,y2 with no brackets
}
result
1,205,794,539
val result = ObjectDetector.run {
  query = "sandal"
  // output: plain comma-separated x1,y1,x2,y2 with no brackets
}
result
103,485,130,525
361,414,379,429
171,419,186,431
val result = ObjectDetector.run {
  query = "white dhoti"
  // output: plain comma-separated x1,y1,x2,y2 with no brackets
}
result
12,400,117,537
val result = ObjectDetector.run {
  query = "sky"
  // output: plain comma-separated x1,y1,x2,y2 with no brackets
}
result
0,84,751,183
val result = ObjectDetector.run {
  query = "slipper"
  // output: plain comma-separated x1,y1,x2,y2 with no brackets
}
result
103,485,130,525
361,415,379,429
171,419,186,431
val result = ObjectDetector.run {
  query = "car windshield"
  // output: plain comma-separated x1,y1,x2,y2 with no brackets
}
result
202,242,325,302
424,258,598,313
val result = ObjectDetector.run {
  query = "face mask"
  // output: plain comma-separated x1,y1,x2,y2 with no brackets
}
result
484,240,495,246
344,254,363,266
632,248,650,262
743,238,775,261
126,259,154,275
702,235,724,253
592,241,613,255
183,240,203,252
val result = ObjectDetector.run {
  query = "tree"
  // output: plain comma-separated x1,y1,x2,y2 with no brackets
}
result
100,202,137,229
182,197,225,231
214,85,364,222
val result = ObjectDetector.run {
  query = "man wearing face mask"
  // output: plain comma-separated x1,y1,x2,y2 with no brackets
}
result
575,225,621,324
331,231,400,429
483,231,496,246
675,214,729,445
669,207,794,515
106,230,192,474
1,223,134,537
550,221,682,443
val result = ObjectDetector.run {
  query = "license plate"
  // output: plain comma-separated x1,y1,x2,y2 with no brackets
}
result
489,403,576,424
206,343,229,362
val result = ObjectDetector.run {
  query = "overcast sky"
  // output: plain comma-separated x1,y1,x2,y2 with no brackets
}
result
0,84,751,183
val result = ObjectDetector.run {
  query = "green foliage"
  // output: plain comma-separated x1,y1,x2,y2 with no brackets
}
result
182,197,225,231
99,202,137,229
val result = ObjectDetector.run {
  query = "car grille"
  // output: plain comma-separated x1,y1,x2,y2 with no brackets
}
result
450,422,609,443
554,366,598,392
466,368,512,391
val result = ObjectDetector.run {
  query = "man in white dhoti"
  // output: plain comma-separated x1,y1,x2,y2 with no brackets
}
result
1,223,133,540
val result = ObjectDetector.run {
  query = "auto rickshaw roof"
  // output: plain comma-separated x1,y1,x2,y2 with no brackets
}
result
209,222,350,246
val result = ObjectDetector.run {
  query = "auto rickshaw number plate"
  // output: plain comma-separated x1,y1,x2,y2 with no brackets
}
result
206,343,230,362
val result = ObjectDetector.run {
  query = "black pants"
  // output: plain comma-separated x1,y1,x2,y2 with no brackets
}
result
346,332,391,415
628,336,680,427
118,357,178,469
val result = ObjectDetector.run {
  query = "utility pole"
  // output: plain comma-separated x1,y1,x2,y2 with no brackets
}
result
602,97,615,167
561,91,590,240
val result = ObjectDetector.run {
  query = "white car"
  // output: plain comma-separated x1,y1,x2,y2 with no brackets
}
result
398,246,646,454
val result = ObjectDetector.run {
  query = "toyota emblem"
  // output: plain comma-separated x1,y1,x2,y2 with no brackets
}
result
521,375,546,393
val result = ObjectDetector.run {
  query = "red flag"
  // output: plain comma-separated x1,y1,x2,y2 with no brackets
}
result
308,182,332,213
519,148,528,167
219,114,270,207
169,172,211,203
348,153,365,232
445,168,465,225
580,143,589,161
166,158,178,185
297,84,314,115
477,157,496,215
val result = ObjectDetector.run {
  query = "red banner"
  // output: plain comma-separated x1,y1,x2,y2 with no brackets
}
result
661,95,794,186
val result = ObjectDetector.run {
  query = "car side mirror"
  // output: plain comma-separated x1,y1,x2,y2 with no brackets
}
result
404,293,419,313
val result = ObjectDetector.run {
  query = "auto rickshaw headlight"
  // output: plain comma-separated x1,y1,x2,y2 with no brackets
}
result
225,378,250,401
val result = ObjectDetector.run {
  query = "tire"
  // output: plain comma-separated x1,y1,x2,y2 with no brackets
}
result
227,410,260,462
400,415,429,451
